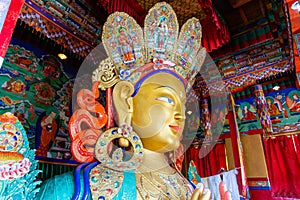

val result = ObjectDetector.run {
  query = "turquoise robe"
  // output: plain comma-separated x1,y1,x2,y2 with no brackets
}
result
36,169,137,200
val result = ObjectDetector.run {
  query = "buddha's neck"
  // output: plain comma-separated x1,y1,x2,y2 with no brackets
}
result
138,148,173,174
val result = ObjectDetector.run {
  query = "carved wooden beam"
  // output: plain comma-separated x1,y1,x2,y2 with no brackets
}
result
228,0,252,8
258,0,266,17
239,7,248,25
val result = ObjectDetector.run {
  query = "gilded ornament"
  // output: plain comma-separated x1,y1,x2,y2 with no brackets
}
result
92,58,120,90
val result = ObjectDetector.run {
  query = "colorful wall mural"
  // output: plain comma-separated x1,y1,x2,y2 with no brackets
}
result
187,95,229,139
0,44,76,163
235,87,300,134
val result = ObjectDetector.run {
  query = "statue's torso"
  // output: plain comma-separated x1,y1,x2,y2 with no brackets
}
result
36,164,192,200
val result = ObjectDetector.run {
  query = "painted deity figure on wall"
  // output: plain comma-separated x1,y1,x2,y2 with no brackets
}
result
241,104,256,121
41,56,62,79
266,98,281,116
36,2,231,200
2,78,26,94
288,92,300,112
36,111,58,157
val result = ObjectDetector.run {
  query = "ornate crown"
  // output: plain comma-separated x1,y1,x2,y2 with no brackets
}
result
92,2,206,91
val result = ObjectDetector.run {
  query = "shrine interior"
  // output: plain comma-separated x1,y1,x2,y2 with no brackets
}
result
0,0,300,199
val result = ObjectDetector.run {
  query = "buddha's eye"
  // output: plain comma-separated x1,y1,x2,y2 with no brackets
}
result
156,96,174,105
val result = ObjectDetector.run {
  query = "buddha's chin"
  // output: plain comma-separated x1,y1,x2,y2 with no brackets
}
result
172,139,181,150
159,140,181,153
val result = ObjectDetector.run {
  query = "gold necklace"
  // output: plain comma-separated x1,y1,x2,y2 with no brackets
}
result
136,182,165,200
136,169,174,200
140,174,162,199
136,169,190,200
171,161,194,198
156,172,183,196
149,166,191,199
147,170,181,197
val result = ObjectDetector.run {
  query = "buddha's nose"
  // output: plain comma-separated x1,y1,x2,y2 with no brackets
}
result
174,112,185,122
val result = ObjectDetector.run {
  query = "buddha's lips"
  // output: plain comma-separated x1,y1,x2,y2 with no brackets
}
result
169,125,181,132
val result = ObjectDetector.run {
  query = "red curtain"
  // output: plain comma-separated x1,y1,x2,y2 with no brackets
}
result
263,135,300,199
100,0,230,52
186,143,227,177
198,0,230,52
106,0,146,25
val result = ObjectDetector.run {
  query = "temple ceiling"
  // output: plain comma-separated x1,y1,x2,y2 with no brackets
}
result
15,0,294,95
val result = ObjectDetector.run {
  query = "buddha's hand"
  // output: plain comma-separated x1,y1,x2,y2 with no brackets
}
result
190,183,211,200
190,182,232,200
219,182,232,200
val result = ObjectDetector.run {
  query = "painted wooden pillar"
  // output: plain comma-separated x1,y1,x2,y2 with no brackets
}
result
239,85,271,198
0,0,25,68
201,98,212,136
253,84,273,136
227,93,249,199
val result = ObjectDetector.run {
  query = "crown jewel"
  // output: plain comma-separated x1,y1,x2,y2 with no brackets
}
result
93,2,206,90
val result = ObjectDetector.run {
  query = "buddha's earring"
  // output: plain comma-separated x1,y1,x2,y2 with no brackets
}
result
94,123,143,171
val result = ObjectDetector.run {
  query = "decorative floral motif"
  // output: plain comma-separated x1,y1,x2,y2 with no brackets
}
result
0,157,31,180
0,122,23,152
0,112,16,124
153,58,176,70
33,82,56,105
0,112,41,199
119,69,131,81
117,123,133,137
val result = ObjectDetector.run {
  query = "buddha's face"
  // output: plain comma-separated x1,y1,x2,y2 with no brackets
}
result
132,73,186,153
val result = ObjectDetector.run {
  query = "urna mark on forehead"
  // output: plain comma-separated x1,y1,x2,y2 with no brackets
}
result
131,70,187,98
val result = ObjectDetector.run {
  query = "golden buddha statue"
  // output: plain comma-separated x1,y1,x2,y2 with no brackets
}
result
36,2,231,200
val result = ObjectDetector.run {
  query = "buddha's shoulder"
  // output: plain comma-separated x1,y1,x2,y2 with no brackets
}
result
35,171,76,200
35,166,137,200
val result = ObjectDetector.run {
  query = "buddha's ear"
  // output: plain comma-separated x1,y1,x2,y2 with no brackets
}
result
112,81,134,125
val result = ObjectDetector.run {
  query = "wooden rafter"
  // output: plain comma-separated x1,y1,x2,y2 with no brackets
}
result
228,0,252,8
239,7,249,25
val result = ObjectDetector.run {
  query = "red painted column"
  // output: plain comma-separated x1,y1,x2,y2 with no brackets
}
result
228,94,249,199
0,0,25,67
